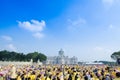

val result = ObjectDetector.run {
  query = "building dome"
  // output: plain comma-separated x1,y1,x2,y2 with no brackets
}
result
59,49,64,57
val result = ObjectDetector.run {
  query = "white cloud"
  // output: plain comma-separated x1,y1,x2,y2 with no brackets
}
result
33,32,44,39
7,44,17,51
106,24,114,31
18,19,46,39
102,0,119,8
67,18,86,31
102,0,114,5
93,46,104,51
108,24,119,31
109,24,114,29
93,46,112,53
18,20,45,32
1,35,12,41
68,18,86,26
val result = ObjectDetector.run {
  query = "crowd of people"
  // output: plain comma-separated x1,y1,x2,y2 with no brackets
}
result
0,64,120,80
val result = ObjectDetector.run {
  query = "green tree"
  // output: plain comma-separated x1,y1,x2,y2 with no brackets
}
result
111,51,120,60
0,50,47,62
26,52,47,62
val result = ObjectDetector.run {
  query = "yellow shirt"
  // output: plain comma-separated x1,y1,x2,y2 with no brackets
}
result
45,77,51,80
77,78,80,80
30,75,36,80
114,78,120,80
41,76,45,80
17,76,21,80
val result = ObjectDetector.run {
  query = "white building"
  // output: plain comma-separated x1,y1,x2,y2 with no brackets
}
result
46,49,78,65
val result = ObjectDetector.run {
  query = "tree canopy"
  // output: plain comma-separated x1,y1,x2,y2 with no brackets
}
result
0,50,47,62
111,51,120,60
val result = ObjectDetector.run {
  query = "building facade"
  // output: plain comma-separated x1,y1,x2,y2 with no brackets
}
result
46,49,78,64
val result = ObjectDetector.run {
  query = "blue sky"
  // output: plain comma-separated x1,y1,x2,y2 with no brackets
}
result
0,0,120,61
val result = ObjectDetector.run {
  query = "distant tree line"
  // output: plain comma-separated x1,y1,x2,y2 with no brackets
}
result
98,61,116,66
0,50,47,62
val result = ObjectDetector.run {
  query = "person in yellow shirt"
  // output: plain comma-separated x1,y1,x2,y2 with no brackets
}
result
10,65,17,80
30,71,36,80
75,73,80,80
16,73,21,80
36,74,42,80
45,77,51,80
17,76,21,80
40,74,45,80
114,72,120,80
44,74,52,80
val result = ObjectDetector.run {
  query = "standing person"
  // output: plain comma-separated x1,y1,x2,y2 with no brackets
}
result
10,65,17,80
68,74,72,80
75,74,80,80
114,72,120,80
105,75,111,80
30,71,36,80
